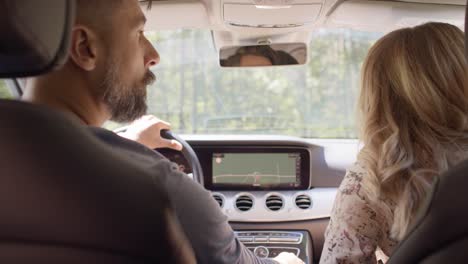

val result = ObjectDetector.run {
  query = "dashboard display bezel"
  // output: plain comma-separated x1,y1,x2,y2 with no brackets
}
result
197,146,311,191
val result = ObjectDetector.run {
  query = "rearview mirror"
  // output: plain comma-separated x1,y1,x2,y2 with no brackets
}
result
219,43,307,67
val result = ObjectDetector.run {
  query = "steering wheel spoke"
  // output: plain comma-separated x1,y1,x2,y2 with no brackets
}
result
160,130,204,185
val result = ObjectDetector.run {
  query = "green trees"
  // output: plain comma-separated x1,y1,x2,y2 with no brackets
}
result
0,81,12,99
142,29,381,138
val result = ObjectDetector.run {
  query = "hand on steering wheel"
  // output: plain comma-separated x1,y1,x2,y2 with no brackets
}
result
115,115,204,185
118,115,183,151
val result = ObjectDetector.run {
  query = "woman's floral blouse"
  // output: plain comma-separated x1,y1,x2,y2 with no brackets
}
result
320,163,399,264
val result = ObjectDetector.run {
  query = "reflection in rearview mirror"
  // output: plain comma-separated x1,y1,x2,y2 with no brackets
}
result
220,43,307,67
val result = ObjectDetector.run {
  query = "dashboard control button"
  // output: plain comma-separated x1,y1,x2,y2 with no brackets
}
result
269,237,300,243
254,246,270,258
238,236,254,243
269,248,300,257
254,236,269,243
269,249,280,258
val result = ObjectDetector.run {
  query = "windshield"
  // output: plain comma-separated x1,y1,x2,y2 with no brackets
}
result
122,29,382,138
0,80,12,99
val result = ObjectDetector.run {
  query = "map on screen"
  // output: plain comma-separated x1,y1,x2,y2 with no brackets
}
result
212,153,300,187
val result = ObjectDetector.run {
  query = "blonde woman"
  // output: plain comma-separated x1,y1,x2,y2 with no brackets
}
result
320,22,468,264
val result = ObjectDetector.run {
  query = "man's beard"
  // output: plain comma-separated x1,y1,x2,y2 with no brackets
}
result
99,60,156,123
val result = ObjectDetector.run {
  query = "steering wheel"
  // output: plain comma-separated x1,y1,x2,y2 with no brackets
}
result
160,130,204,185
114,127,204,185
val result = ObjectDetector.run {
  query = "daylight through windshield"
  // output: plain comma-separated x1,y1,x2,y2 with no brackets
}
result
142,29,381,139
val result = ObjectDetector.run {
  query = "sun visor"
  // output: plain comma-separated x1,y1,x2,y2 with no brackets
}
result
327,0,465,32
142,1,209,30
223,0,324,28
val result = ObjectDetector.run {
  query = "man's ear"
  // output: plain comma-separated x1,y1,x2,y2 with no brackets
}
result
69,26,99,71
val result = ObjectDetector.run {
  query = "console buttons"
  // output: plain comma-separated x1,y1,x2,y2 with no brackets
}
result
236,231,303,244
238,236,254,243
269,248,300,258
269,237,300,243
254,236,269,243
254,246,270,258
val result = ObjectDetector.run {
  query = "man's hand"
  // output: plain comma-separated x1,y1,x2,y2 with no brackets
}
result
273,252,305,264
118,115,183,151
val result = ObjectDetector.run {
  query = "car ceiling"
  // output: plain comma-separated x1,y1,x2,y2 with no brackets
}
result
141,0,465,52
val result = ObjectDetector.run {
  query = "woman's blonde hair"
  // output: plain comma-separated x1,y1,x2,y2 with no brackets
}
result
358,22,468,240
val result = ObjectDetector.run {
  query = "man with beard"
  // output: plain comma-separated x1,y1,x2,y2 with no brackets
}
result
22,0,303,264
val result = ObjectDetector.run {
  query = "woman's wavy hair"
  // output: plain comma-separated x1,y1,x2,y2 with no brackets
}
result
358,22,468,240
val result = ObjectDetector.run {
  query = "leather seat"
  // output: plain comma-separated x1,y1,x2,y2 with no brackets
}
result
387,3,468,264
0,0,195,263
388,160,468,264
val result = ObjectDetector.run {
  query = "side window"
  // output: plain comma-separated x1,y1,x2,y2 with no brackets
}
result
0,80,13,99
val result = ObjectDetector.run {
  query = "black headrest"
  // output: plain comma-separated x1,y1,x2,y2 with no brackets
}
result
0,0,75,78
466,2,468,60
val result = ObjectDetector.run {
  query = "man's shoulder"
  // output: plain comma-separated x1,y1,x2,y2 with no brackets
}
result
88,127,192,187
88,127,168,165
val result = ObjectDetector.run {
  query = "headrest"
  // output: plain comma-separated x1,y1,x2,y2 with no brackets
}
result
466,2,468,60
0,0,75,78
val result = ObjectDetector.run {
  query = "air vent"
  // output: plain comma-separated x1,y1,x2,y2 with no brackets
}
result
235,194,254,212
212,194,224,208
266,194,284,211
295,194,312,209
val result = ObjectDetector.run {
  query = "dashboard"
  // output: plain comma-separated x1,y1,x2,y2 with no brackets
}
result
157,135,357,263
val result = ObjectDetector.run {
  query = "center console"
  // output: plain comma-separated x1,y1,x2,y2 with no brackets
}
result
198,146,314,263
158,142,329,263
236,230,312,262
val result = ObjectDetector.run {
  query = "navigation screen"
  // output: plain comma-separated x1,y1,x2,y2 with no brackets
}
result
212,153,301,187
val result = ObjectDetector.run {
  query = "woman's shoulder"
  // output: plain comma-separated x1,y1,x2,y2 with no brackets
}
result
336,162,396,229
338,162,368,199
337,162,394,214
322,163,397,263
